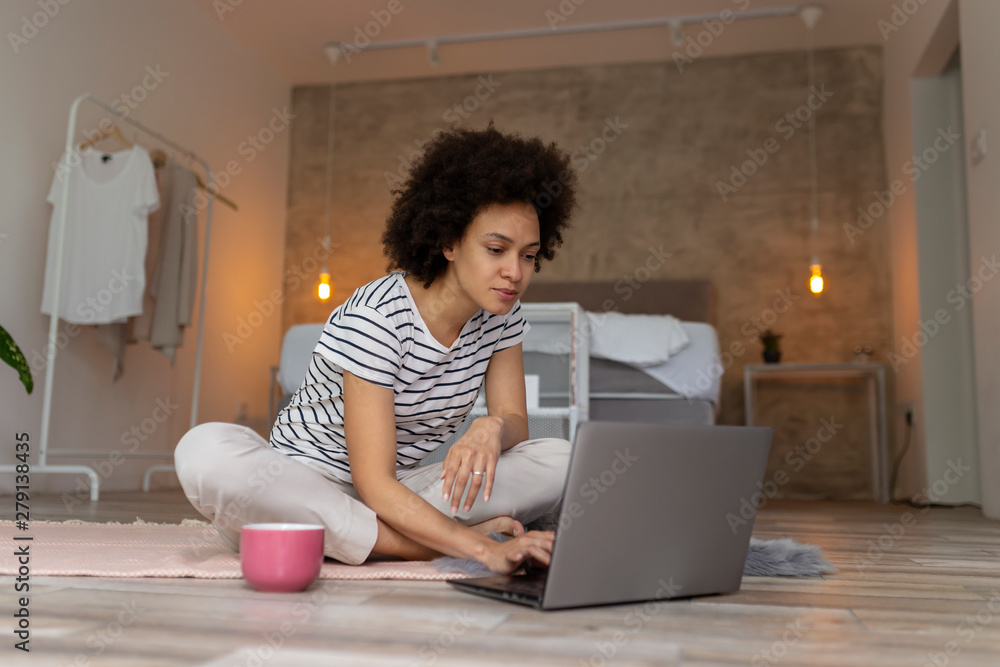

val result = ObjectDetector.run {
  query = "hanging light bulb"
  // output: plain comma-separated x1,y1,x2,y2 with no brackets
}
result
809,261,824,295
318,269,332,301
317,235,334,301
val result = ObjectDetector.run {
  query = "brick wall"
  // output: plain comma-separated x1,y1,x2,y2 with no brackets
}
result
281,47,892,495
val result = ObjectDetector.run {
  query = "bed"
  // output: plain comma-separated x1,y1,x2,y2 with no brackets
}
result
521,279,720,427
269,279,721,448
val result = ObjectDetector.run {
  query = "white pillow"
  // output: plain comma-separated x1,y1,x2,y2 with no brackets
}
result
585,311,690,367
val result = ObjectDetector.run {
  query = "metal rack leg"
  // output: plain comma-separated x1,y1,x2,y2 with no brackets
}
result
0,464,100,501
142,465,177,492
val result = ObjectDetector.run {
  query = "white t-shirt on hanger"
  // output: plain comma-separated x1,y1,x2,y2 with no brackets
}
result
41,145,160,324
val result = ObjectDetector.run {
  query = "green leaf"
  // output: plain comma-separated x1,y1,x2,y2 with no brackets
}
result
0,324,33,395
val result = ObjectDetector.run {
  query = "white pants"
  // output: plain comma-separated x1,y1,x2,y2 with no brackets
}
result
174,422,570,565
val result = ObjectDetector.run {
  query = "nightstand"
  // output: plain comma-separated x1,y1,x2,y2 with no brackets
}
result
744,363,889,502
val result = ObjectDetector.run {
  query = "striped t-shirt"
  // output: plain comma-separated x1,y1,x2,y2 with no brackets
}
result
269,272,530,484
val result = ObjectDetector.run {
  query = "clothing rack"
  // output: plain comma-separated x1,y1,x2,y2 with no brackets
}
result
0,93,224,500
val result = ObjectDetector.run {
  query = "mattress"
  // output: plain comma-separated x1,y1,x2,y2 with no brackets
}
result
588,396,716,426
524,321,721,406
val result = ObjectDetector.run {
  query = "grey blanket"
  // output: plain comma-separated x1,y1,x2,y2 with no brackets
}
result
434,536,836,578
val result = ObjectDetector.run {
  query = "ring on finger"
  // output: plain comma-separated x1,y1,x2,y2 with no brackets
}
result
471,471,485,476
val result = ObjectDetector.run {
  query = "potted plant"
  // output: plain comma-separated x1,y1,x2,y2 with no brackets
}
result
760,329,783,364
1,324,33,394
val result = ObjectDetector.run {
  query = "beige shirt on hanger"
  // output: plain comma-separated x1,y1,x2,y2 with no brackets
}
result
133,159,199,363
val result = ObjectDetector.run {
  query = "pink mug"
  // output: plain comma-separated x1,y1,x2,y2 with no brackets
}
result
240,523,325,592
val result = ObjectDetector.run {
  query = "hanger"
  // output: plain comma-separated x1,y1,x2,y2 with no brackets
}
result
78,123,134,151
150,148,238,211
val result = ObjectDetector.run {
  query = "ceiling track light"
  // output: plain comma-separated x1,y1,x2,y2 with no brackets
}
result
323,5,801,67
669,20,684,48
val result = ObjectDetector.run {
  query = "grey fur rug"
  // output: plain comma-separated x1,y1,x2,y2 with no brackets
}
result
434,536,836,578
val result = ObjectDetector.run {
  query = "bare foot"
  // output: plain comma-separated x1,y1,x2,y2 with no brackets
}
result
470,516,523,538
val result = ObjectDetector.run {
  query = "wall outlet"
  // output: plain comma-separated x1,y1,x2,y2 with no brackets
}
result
895,402,916,431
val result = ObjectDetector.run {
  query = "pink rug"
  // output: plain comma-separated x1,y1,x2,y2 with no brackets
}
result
0,520,465,581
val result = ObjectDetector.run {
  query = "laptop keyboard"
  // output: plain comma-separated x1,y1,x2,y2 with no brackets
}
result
489,573,546,597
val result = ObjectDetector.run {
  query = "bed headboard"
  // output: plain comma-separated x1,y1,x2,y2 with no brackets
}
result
522,279,715,325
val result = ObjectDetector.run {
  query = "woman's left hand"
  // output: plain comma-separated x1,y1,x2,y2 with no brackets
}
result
441,416,503,514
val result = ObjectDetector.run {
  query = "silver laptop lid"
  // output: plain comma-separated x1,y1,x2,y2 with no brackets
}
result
542,422,772,609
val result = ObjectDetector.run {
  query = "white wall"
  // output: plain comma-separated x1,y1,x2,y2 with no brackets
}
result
911,65,980,504
883,0,999,516
958,0,1000,520
881,0,956,502
0,1,290,496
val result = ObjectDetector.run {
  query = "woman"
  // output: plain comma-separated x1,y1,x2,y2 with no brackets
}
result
175,123,578,574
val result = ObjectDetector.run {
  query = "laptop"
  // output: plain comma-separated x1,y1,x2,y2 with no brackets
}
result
448,421,773,610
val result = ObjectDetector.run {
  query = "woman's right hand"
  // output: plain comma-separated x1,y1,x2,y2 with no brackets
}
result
480,530,555,574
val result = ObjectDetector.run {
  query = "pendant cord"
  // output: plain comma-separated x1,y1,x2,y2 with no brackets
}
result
323,84,336,255
807,27,819,264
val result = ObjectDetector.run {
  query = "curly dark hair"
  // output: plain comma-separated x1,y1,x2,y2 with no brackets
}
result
382,122,578,287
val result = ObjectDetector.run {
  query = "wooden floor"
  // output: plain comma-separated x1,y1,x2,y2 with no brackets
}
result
2,491,1000,666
